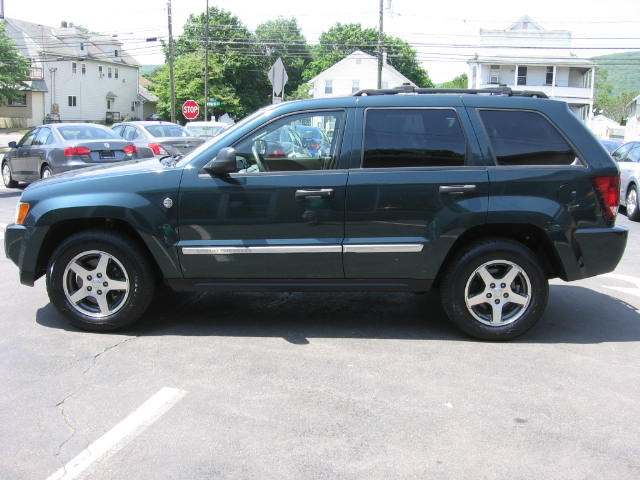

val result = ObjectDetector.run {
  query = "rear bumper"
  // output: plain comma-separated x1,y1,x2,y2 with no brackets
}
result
563,226,628,280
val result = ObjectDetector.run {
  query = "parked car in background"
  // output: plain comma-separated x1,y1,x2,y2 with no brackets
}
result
185,121,230,138
600,139,623,154
612,141,640,220
112,121,205,158
293,125,331,157
2,123,145,188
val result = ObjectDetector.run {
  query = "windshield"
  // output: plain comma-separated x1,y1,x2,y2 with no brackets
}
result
57,125,121,141
187,126,226,137
144,124,194,138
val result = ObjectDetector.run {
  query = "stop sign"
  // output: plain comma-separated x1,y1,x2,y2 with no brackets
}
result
182,100,199,120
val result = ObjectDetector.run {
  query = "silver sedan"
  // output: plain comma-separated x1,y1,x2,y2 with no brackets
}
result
2,123,149,187
111,121,206,159
612,141,640,221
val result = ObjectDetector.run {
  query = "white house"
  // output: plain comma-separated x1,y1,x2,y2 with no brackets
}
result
0,18,151,128
625,95,640,141
467,16,595,123
590,115,624,141
306,50,415,99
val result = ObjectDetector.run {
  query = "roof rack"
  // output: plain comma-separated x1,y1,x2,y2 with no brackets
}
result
353,84,548,99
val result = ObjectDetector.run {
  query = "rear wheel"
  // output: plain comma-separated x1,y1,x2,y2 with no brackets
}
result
2,161,18,188
626,185,639,221
440,239,549,340
46,230,155,331
41,165,52,179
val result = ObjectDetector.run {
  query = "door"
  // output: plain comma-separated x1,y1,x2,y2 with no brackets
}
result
344,107,489,281
177,109,350,279
12,129,38,181
31,127,53,176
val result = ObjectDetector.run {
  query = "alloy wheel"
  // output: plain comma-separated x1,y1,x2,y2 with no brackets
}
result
627,188,638,217
62,250,130,318
2,163,11,185
464,260,532,326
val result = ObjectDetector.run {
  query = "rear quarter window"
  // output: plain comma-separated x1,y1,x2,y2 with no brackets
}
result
363,108,467,168
479,109,581,166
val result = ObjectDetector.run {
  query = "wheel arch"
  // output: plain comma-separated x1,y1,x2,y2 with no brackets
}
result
35,217,171,282
433,223,566,287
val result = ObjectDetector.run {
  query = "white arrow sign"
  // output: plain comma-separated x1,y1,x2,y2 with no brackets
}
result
268,57,288,97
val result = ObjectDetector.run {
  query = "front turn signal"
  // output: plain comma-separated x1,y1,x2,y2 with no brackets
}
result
15,202,30,225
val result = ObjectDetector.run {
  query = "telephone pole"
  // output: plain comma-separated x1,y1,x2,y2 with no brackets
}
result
167,0,176,123
204,0,209,121
377,0,383,89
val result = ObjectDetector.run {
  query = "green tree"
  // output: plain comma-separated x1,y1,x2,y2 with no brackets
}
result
0,22,30,104
172,6,270,115
594,67,638,124
255,17,311,95
148,54,242,122
438,73,468,89
303,23,433,87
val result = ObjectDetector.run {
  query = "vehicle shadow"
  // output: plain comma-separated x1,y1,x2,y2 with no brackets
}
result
36,284,640,344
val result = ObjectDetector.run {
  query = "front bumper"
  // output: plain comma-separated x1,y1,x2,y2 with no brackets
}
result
4,224,38,286
564,226,628,280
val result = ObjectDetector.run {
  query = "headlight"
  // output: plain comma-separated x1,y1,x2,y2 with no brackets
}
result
15,202,30,225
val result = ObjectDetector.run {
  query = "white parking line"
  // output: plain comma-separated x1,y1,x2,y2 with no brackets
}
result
45,387,187,480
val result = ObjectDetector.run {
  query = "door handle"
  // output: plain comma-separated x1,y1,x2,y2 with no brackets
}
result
439,184,477,194
295,188,334,200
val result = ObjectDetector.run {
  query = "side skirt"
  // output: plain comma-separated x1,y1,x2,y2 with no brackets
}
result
165,278,433,293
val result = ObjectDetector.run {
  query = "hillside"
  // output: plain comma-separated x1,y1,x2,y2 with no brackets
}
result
592,52,640,96
140,65,164,76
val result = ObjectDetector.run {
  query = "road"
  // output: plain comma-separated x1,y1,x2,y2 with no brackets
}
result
1,182,640,480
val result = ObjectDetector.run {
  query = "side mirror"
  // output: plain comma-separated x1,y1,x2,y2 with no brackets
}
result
204,147,237,175
8,141,17,149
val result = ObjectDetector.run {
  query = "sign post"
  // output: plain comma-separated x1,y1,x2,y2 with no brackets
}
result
182,100,199,120
268,57,288,104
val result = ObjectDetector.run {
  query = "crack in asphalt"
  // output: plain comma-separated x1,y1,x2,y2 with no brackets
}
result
53,337,137,467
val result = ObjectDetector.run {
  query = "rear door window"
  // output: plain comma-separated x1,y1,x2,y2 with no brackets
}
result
479,110,580,166
362,108,466,168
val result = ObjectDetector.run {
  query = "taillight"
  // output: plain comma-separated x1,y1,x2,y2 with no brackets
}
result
64,146,91,156
123,145,138,155
593,175,620,222
148,143,168,155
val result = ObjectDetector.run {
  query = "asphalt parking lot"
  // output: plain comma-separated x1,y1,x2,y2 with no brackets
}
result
1,183,640,479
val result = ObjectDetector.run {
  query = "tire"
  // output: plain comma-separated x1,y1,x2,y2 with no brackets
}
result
626,185,640,221
2,161,18,188
46,230,156,331
440,239,549,341
41,165,53,180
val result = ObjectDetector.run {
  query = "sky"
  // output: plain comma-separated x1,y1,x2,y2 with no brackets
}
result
3,0,640,83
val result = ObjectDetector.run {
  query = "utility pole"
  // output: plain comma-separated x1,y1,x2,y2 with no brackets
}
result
377,0,383,89
167,0,176,123
204,0,209,122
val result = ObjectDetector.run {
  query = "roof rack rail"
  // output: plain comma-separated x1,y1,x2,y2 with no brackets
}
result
353,84,548,99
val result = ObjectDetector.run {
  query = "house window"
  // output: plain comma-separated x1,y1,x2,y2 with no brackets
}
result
114,49,119,57
517,66,527,86
107,99,112,109
131,102,135,112
324,80,333,94
546,66,554,86
8,94,27,107
98,65,103,77
356,58,362,65
108,67,112,78
115,68,119,79
352,80,360,93
72,62,77,74
489,65,500,84
80,42,84,51
81,64,86,75
68,96,77,107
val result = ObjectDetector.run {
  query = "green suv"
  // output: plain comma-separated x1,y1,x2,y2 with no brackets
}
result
4,87,628,340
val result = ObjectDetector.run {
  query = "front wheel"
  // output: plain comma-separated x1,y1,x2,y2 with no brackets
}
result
2,161,18,188
46,230,156,331
626,185,640,221
440,239,549,340
41,165,53,179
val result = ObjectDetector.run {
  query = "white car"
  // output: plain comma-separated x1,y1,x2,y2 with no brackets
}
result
184,121,230,138
612,141,640,221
